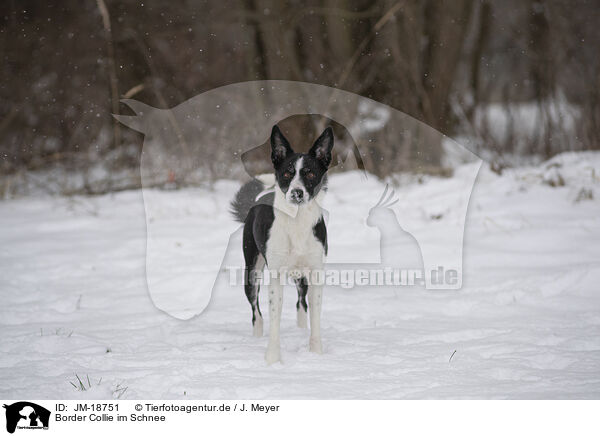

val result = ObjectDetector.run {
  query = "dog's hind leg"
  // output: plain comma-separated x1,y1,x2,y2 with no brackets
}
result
244,268,263,337
295,276,308,328
247,255,265,337
243,227,264,337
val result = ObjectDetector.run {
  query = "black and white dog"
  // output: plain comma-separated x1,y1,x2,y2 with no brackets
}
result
231,125,334,364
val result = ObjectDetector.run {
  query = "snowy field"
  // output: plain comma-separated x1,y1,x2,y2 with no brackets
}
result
1,151,599,399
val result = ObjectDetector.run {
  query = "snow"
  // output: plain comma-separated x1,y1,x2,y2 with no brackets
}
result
1,152,599,399
472,93,582,154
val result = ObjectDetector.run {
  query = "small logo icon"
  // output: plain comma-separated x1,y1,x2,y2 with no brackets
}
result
3,402,50,434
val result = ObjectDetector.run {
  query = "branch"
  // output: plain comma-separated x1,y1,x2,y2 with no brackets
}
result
96,0,121,148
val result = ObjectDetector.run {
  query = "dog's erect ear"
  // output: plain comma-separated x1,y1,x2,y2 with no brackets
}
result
270,125,294,167
309,127,334,168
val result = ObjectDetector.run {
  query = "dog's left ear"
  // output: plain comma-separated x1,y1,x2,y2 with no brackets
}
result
309,127,334,168
271,125,294,167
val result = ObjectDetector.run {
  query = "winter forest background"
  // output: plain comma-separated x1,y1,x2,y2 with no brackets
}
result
1,0,599,195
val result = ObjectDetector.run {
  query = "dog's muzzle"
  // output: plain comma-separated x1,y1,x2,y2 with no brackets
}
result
289,188,305,204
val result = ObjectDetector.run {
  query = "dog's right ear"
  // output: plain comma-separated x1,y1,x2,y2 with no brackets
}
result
270,125,293,167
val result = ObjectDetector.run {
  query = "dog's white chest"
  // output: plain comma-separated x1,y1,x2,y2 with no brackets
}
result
266,193,325,270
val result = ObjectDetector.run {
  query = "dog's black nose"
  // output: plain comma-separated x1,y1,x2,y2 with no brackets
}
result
290,189,304,202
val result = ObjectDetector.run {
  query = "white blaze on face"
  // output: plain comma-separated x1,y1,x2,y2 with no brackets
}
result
286,157,308,204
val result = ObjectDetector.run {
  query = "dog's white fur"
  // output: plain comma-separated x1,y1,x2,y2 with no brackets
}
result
262,183,326,364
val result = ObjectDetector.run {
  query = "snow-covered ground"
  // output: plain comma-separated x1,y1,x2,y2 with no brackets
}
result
1,152,599,399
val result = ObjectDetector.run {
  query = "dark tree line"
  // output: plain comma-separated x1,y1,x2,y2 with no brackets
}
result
1,0,599,193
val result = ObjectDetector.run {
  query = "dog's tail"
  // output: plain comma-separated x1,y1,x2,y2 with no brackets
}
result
230,175,275,223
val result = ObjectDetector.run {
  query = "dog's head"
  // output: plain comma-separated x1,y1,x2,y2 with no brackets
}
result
270,125,334,205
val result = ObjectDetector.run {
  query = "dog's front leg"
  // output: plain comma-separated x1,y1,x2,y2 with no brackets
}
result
265,279,283,364
308,284,323,354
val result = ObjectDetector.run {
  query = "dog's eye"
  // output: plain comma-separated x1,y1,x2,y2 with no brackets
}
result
306,172,315,180
283,171,292,179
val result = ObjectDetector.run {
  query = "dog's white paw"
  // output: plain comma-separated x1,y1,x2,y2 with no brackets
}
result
253,317,263,337
297,307,307,328
265,345,281,365
309,337,323,354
